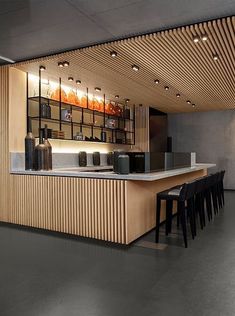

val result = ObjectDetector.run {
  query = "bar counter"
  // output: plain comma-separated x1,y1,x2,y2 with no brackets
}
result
9,163,215,244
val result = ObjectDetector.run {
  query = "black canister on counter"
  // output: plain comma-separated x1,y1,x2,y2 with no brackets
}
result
25,117,35,170
113,150,125,173
78,151,87,167
93,152,100,166
107,151,114,166
117,155,130,174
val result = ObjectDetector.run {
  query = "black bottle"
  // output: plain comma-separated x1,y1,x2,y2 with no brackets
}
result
25,117,35,170
93,152,100,166
79,151,87,167
35,130,48,171
44,124,52,170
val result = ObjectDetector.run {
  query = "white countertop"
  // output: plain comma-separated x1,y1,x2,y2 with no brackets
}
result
10,163,216,181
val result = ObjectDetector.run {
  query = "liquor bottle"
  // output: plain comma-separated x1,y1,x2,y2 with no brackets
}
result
25,117,35,170
35,129,48,171
43,124,52,170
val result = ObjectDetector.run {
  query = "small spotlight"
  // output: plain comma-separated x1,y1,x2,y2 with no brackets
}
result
213,54,219,61
110,51,117,57
63,61,70,67
176,93,180,98
187,100,191,104
193,36,200,43
76,80,81,85
202,34,208,41
154,79,159,84
164,86,169,91
58,62,64,67
115,95,119,99
132,65,139,71
68,77,74,81
125,98,130,103
192,103,196,108
39,65,46,71
95,87,101,92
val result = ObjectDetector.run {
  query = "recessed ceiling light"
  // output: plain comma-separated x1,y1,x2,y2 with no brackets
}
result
187,100,191,104
132,64,139,71
192,103,196,107
58,62,64,67
176,93,180,98
110,51,117,57
202,34,208,41
68,77,74,81
39,65,46,71
115,95,119,99
76,80,81,85
193,35,200,43
154,79,159,84
95,87,101,92
213,54,219,61
63,61,70,67
125,98,130,103
164,86,169,91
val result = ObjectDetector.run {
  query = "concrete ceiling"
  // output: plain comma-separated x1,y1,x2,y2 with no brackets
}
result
0,0,235,64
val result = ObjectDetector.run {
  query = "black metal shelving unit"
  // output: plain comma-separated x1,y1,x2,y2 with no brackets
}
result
27,72,135,145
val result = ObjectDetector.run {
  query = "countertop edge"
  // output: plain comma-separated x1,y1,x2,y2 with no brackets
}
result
10,163,216,181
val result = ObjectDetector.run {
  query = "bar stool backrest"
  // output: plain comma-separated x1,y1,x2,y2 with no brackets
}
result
195,177,207,194
184,180,196,200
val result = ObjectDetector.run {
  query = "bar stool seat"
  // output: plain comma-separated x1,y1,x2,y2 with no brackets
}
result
155,181,196,248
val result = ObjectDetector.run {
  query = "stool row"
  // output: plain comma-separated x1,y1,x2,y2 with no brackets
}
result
155,170,225,248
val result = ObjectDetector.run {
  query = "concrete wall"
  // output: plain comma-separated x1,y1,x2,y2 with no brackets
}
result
168,110,235,190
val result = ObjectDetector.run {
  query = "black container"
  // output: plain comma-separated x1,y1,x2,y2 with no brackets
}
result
117,155,130,174
93,152,100,166
46,104,51,119
25,117,35,170
79,151,87,167
42,127,52,139
44,124,52,170
35,130,48,171
113,150,125,173
107,152,114,166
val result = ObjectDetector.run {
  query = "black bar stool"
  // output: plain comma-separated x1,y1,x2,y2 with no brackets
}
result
155,181,196,248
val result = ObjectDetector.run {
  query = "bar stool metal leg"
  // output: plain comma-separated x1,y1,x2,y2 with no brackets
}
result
155,196,161,243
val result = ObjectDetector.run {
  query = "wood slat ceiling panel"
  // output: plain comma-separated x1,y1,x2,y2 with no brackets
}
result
14,16,235,113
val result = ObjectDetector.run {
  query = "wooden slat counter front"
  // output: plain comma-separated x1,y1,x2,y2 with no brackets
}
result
10,164,215,244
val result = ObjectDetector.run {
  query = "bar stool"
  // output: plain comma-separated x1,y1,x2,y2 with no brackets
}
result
195,177,207,229
155,181,196,248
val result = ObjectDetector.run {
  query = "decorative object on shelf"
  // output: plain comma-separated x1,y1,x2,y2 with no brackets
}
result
51,88,68,103
100,129,107,142
61,109,72,122
67,90,79,105
117,154,130,174
25,117,35,170
52,130,65,139
35,129,48,171
93,152,100,166
81,95,88,108
43,124,52,170
40,103,51,119
105,118,116,129
42,127,52,139
74,131,83,141
107,152,114,166
78,151,87,167
113,150,125,173
114,104,122,116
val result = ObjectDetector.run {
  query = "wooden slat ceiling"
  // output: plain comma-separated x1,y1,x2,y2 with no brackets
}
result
14,16,235,113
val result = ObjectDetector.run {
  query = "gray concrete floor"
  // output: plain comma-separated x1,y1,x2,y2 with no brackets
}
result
0,191,235,316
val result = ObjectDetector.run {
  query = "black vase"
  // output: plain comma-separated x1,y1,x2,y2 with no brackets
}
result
93,152,100,166
79,151,87,167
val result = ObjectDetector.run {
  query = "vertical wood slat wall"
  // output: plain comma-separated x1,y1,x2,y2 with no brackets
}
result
9,175,127,243
0,66,127,243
